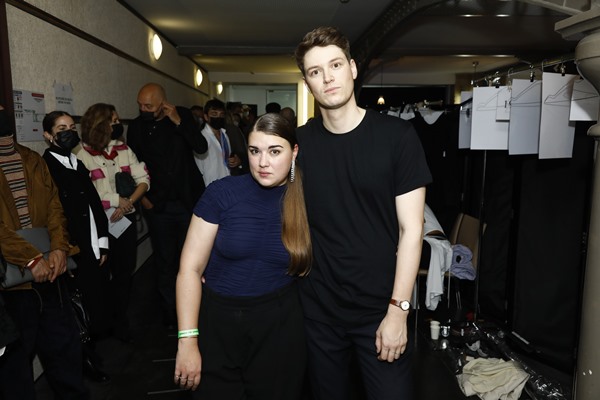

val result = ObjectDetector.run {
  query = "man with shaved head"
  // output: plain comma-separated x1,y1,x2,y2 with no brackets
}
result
127,83,208,329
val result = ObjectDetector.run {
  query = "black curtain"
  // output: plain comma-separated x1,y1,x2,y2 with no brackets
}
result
413,107,594,373
509,123,594,372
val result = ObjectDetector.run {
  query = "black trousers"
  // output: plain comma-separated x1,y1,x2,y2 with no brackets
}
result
108,214,138,338
304,317,414,400
144,200,190,321
193,283,307,400
0,278,88,400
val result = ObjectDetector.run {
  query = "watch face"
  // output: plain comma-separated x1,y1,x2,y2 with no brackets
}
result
400,300,411,311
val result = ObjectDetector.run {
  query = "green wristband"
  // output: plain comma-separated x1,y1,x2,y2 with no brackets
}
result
178,329,199,339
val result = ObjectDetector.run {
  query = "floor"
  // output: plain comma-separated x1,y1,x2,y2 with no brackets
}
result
34,258,573,400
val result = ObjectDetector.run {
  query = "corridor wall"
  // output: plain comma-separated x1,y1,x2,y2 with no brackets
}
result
5,0,208,154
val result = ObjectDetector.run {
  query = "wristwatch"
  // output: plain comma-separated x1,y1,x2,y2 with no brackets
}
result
389,299,411,311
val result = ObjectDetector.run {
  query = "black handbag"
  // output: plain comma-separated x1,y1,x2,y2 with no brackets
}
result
0,227,78,289
70,289,91,343
115,172,137,198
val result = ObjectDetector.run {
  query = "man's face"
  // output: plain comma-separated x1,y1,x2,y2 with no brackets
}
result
302,45,357,110
137,90,163,118
204,108,226,130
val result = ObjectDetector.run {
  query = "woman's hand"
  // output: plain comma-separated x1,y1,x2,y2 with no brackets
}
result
118,196,134,213
110,207,124,223
174,339,202,390
99,254,108,267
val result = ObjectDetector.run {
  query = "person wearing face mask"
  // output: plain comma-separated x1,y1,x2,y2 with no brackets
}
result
42,111,112,382
194,98,237,186
127,83,208,329
0,105,88,399
76,103,150,343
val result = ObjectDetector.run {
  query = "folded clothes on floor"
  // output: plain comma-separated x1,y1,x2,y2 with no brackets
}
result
457,357,529,400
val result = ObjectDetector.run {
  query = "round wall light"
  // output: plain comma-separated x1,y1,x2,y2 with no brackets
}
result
151,34,163,60
195,69,203,87
216,82,223,95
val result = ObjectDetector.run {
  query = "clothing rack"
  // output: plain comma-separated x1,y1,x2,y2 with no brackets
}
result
470,54,576,87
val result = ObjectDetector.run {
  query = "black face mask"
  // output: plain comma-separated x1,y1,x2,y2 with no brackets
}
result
55,129,80,151
209,117,225,130
111,123,124,140
140,111,155,121
0,110,13,137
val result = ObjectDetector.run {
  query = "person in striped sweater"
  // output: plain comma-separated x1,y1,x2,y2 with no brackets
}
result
0,105,88,399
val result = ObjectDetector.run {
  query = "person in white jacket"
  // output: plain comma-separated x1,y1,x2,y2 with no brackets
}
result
194,99,241,186
77,102,149,343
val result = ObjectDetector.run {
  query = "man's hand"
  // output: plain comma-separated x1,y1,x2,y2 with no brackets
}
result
140,196,154,210
228,154,241,168
375,307,409,363
30,258,54,283
47,249,67,281
162,102,181,126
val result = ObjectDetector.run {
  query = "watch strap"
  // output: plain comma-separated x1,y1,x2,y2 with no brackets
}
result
389,298,411,310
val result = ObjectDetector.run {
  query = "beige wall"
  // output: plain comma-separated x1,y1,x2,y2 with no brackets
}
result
7,0,209,152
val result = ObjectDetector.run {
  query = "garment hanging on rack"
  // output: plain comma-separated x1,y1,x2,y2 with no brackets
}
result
400,104,415,120
419,108,444,125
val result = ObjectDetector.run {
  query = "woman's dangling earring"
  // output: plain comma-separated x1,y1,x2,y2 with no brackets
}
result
290,159,295,183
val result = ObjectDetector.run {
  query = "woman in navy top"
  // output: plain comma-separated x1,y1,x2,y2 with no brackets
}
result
174,113,311,399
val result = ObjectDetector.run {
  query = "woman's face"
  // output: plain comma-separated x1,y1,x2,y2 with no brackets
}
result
248,130,297,188
110,111,120,126
52,115,76,135
43,115,76,142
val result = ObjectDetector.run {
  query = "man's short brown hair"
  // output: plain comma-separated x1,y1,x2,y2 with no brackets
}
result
294,26,352,76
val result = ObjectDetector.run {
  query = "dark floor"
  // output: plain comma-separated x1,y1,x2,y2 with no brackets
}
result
34,259,573,400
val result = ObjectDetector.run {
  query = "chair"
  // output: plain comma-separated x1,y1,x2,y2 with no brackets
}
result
449,213,483,270
413,212,484,340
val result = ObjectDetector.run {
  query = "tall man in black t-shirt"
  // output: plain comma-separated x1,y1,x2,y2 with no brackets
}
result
127,83,208,328
294,27,432,400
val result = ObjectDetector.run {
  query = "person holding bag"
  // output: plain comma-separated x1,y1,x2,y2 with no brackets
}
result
77,103,150,343
0,105,88,399
42,110,112,382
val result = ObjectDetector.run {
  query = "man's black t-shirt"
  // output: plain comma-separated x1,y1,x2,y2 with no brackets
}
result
296,110,432,327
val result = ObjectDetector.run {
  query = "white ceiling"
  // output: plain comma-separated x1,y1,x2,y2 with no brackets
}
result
118,0,580,86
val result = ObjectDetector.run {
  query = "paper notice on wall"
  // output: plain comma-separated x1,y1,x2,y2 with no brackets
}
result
508,79,542,155
539,72,577,159
53,82,75,115
569,77,599,122
458,91,473,149
470,86,509,150
13,89,45,142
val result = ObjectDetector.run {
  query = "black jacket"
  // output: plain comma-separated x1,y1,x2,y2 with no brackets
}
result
42,148,109,257
127,106,208,212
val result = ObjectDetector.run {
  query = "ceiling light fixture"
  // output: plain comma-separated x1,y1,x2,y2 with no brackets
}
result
377,63,385,105
151,34,163,60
